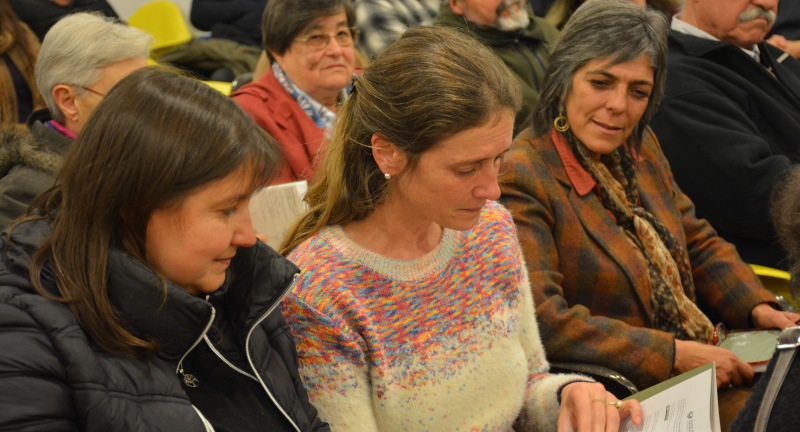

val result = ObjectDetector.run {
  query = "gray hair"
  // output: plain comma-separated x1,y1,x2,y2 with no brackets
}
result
533,0,668,149
35,13,153,122
262,0,355,60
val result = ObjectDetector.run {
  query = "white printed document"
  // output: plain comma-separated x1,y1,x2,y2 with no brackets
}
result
249,180,308,251
620,362,720,432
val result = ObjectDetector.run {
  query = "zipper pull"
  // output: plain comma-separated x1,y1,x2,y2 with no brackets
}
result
178,365,200,388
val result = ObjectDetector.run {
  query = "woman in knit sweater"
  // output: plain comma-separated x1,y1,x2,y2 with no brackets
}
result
279,26,642,431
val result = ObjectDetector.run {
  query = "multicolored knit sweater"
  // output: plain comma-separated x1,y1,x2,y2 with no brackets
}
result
283,201,586,431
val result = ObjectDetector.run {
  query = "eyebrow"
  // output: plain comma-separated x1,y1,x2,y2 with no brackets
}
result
586,69,654,87
454,145,513,166
211,192,252,208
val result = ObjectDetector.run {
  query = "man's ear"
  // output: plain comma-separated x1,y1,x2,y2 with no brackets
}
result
371,134,408,177
449,0,465,15
52,84,79,123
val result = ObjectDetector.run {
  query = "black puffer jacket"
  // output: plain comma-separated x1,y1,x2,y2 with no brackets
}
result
0,220,329,432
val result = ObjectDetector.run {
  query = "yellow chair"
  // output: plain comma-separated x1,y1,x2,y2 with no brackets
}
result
203,80,233,96
127,1,193,59
750,264,797,311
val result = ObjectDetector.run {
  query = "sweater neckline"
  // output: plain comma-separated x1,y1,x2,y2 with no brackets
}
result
321,224,461,282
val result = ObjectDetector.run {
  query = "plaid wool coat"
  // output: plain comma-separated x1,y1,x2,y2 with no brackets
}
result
499,127,778,390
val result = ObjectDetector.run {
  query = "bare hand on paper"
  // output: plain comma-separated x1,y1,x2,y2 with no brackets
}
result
558,381,642,432
674,339,753,388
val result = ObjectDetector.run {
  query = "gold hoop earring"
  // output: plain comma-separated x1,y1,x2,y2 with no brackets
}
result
553,115,570,133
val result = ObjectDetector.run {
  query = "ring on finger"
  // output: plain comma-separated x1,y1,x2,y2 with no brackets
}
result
609,400,622,409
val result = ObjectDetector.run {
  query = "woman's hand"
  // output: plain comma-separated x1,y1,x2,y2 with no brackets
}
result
751,303,800,330
674,339,754,388
558,381,642,432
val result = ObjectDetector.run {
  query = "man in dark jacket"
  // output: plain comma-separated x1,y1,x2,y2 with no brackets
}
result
436,0,559,135
650,0,800,270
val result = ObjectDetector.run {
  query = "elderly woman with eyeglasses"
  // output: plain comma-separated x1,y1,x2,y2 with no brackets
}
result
232,0,357,185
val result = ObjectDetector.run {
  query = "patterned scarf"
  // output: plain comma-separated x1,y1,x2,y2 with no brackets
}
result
570,133,714,342
271,61,337,130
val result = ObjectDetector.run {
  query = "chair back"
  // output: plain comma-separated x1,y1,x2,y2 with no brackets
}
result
750,264,797,311
128,1,192,59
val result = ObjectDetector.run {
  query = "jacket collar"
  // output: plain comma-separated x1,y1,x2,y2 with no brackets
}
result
530,130,654,318
551,129,596,196
2,219,299,363
668,29,764,61
106,240,299,362
0,111,70,177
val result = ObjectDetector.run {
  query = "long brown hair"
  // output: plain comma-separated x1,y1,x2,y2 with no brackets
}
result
20,68,282,358
279,26,521,254
0,0,36,63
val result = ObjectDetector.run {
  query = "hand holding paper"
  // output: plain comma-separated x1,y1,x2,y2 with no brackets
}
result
621,363,720,432
558,381,642,432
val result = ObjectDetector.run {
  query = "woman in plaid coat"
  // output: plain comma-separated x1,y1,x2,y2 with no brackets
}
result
500,0,799,393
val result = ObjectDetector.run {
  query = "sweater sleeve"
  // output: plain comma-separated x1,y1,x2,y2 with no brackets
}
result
282,292,381,432
511,236,592,429
0,292,78,431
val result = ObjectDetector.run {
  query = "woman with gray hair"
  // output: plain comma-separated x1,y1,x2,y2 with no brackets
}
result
0,12,150,232
499,0,798,426
280,25,642,431
232,0,357,185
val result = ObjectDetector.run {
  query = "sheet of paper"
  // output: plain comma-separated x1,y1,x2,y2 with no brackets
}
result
620,363,719,432
248,180,308,250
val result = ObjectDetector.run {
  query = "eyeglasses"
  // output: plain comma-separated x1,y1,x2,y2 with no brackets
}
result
294,27,359,51
76,85,106,97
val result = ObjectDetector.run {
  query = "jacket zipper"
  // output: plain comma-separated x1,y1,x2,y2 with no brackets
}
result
192,405,216,432
245,273,301,432
201,273,302,432
176,306,217,379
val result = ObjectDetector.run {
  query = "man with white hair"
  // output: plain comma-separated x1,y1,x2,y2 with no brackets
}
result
436,0,560,134
0,13,151,231
650,0,800,270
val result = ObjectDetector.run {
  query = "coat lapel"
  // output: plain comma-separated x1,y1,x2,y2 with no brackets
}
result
539,136,654,320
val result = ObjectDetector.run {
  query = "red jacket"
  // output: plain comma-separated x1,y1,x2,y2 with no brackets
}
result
232,71,325,184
